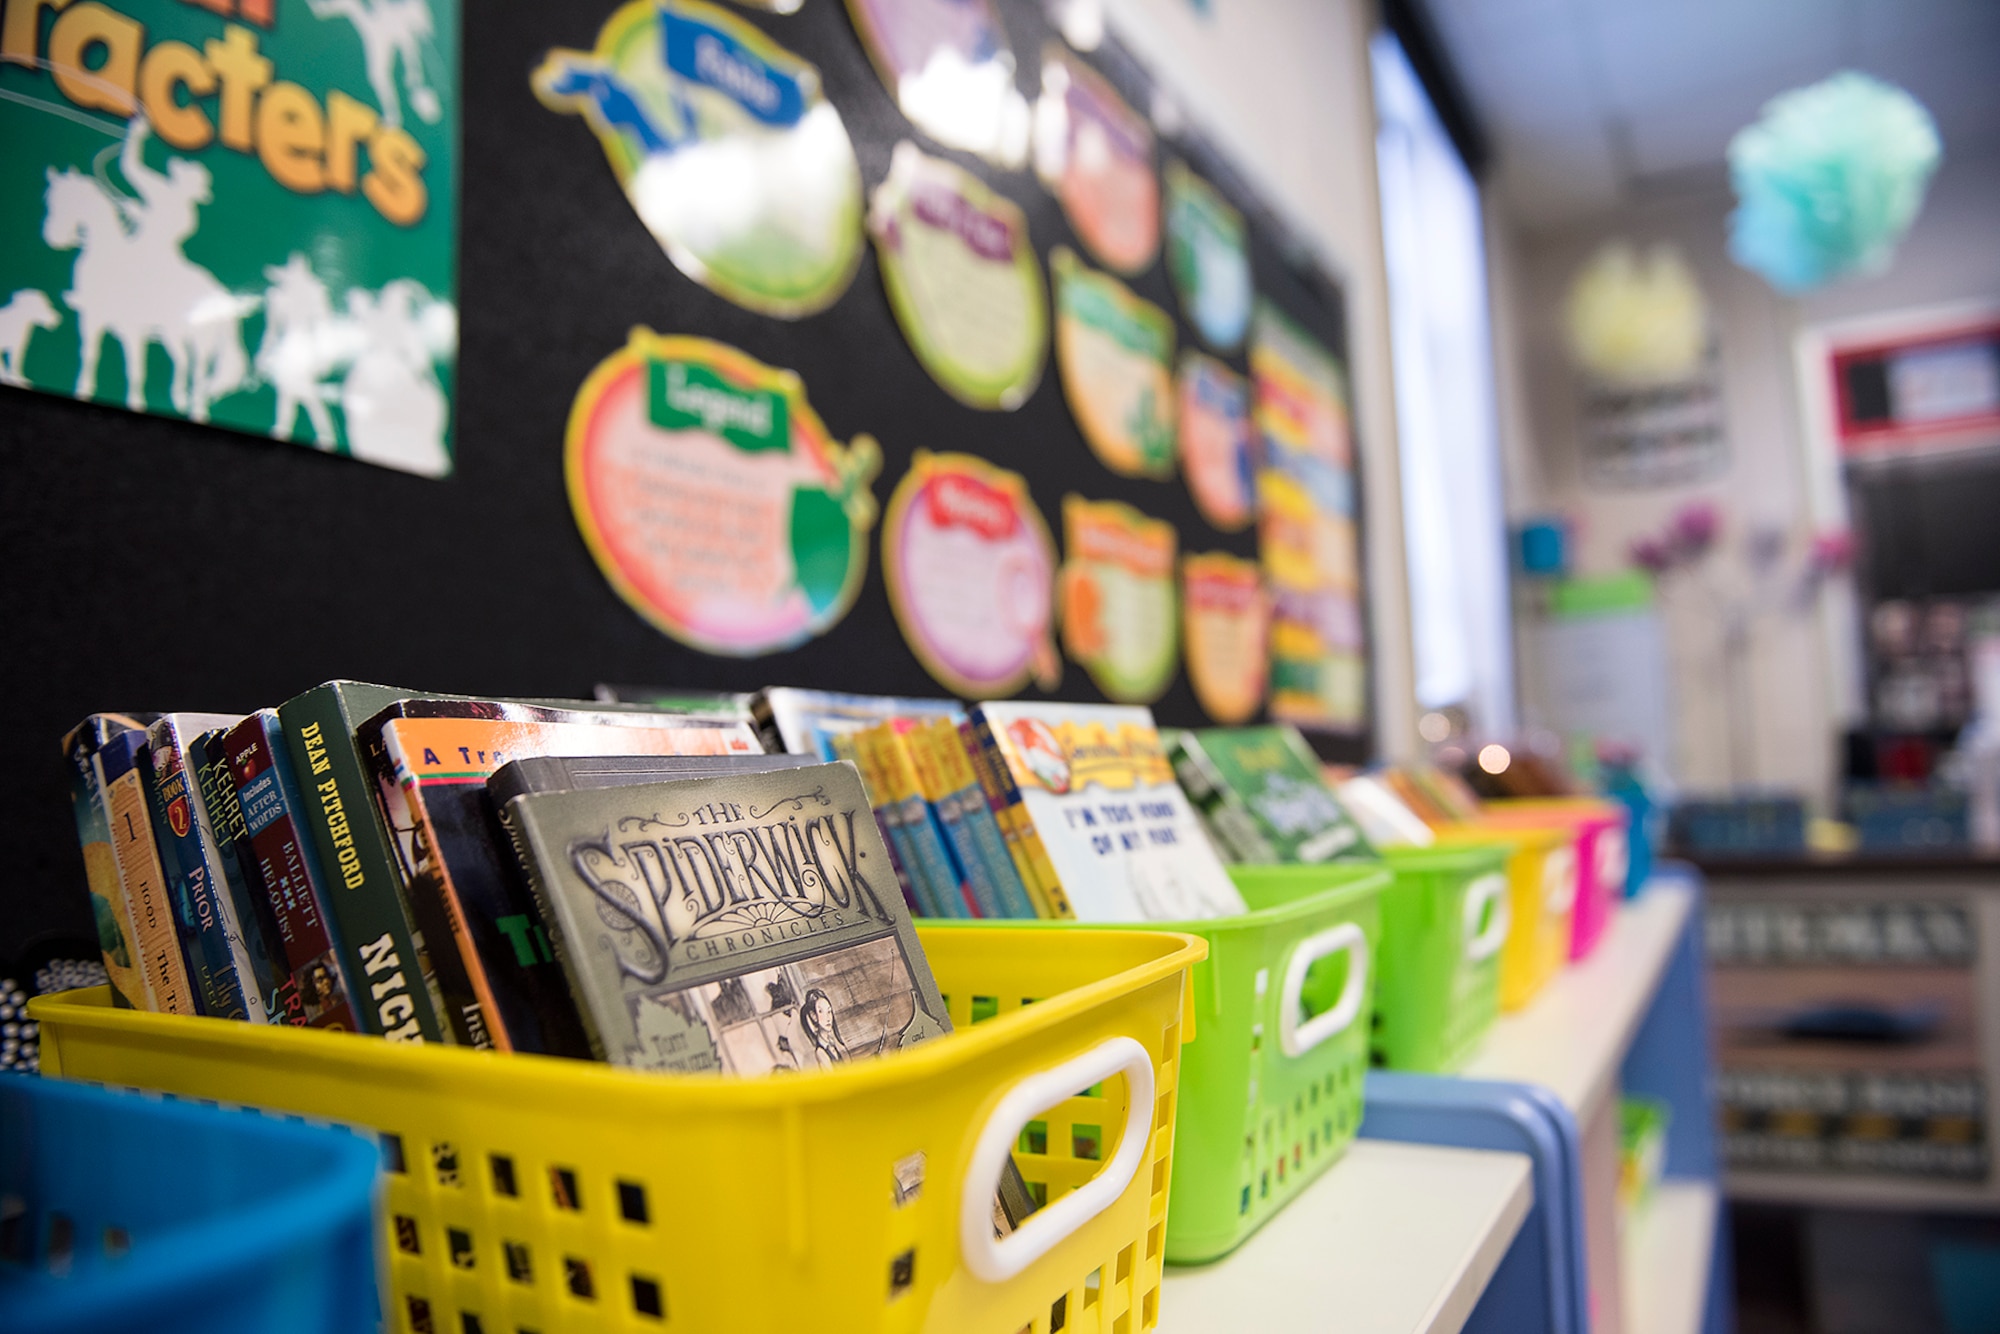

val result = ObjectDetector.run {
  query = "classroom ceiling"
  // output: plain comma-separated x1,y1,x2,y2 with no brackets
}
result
1423,0,2000,230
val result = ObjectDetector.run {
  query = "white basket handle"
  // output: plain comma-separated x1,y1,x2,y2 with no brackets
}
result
1462,873,1511,963
1278,922,1369,1058
1543,846,1578,917
960,1036,1155,1284
1596,828,1629,892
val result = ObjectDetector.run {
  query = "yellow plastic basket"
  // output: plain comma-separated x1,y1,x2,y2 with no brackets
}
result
34,925,1204,1334
1433,823,1577,1012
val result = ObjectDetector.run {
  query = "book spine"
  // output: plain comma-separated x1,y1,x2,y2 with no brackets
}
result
934,722,1037,918
971,712,1074,918
831,734,922,916
142,736,251,1020
359,725,489,1048
280,688,443,1042
906,725,1007,919
853,730,946,918
190,730,289,1023
960,720,1053,918
865,726,969,918
96,740,197,1013
382,740,516,1055
1171,733,1275,863
493,799,610,1063
64,721,150,1010
224,715,360,1031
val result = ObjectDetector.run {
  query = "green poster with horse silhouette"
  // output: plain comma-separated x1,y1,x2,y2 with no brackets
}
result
0,0,458,477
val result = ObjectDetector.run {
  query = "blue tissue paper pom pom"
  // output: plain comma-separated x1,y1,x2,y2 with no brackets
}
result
1727,71,1942,294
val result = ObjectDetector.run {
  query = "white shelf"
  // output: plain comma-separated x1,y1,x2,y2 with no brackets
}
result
1461,882,1694,1118
1157,1140,1533,1334
1621,1180,1719,1334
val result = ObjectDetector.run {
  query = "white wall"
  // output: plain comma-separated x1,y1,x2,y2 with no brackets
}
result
1495,147,2000,803
1103,0,1419,759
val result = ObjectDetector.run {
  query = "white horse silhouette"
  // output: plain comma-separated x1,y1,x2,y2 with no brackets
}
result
308,0,442,129
341,279,453,476
0,289,60,387
258,252,358,446
42,167,252,421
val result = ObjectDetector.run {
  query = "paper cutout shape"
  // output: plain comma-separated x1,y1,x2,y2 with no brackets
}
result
1052,247,1176,479
1182,551,1270,724
883,451,1060,697
1252,303,1366,730
869,142,1046,411
1033,44,1158,275
535,0,863,318
1176,351,1257,530
1164,160,1252,351
1060,495,1179,703
844,0,1030,167
567,331,879,656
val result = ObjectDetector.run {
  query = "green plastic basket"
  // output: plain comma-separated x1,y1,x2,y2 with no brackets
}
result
956,864,1386,1263
1374,844,1511,1073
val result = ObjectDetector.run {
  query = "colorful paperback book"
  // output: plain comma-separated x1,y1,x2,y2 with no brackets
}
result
94,729,198,1014
830,732,926,916
860,723,975,918
143,713,259,1021
958,718,1054,918
1171,727,1374,864
494,761,951,1073
62,712,160,1010
974,702,1246,922
968,711,1071,918
223,711,361,1031
910,719,1037,918
190,728,292,1024
757,687,963,760
279,681,455,1042
364,703,761,1054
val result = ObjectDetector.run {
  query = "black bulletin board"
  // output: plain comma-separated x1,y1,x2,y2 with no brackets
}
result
0,0,1370,968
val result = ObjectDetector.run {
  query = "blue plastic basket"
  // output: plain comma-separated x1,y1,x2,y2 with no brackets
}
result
0,1075,380,1334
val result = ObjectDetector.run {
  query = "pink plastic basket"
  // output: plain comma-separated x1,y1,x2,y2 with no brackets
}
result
1478,799,1629,961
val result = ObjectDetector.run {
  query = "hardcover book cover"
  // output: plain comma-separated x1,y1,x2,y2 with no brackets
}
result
488,753,815,811
61,712,161,1010
143,713,259,1021
1174,726,1374,865
362,702,760,1054
494,761,948,1076
223,711,361,1031
973,701,1246,922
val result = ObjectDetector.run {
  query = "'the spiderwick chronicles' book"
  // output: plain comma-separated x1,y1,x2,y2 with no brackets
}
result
361,701,762,1056
973,701,1247,923
495,761,949,1076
